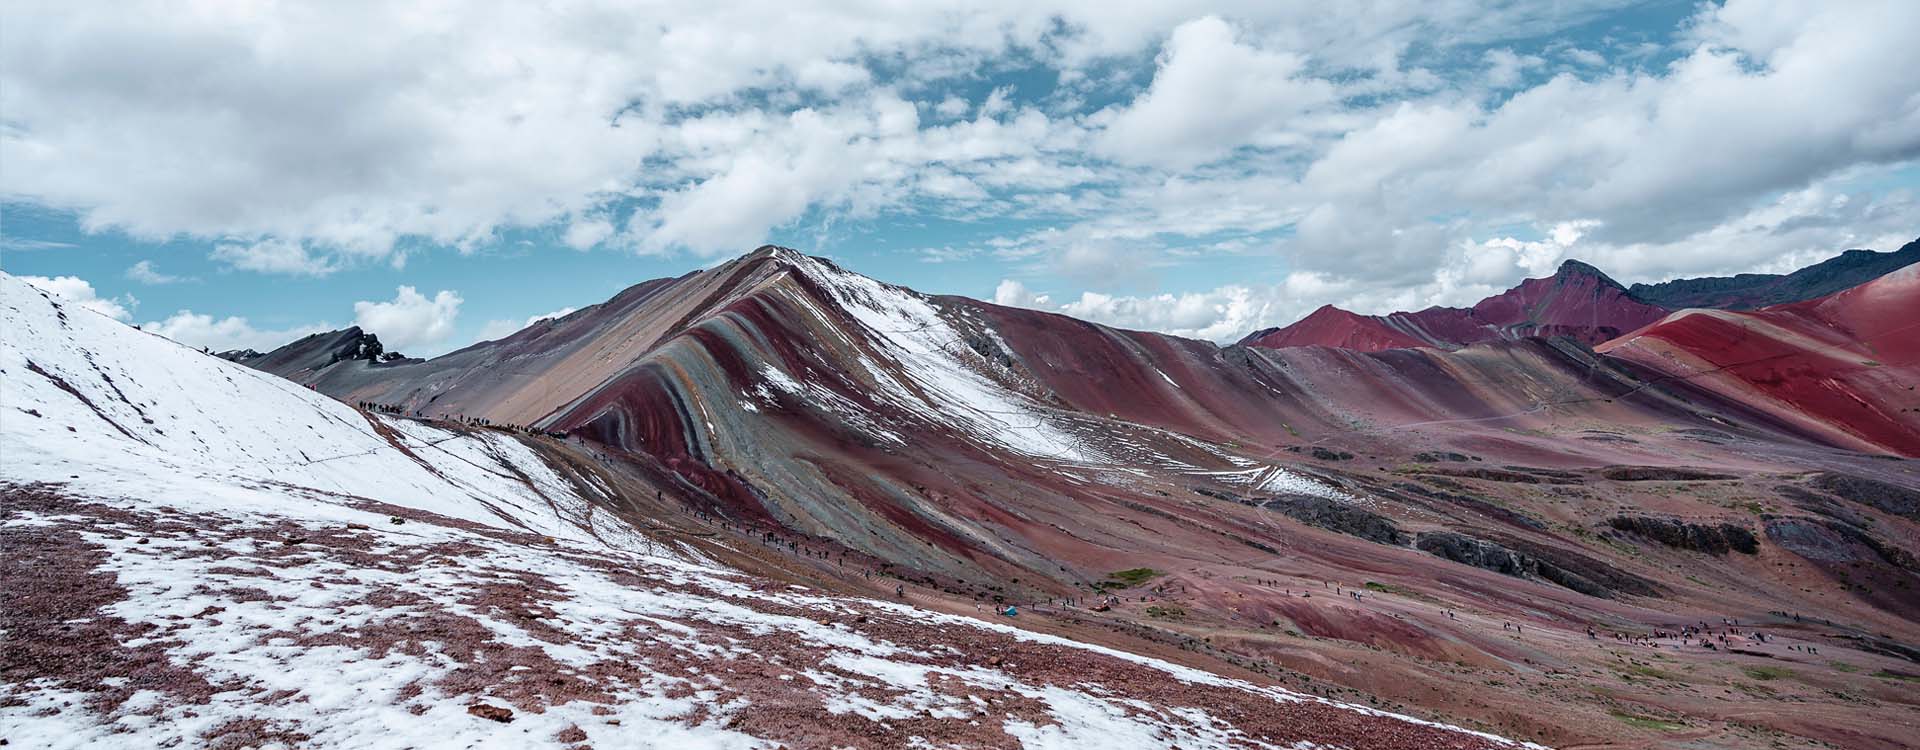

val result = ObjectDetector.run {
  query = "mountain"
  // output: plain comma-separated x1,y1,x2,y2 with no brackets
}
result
1600,261,1920,455
1629,237,1920,310
1,270,1532,750
17,249,1920,749
1242,260,1671,352
1233,304,1433,350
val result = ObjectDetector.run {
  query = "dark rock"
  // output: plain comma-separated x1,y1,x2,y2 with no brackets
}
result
1309,447,1354,461
1606,516,1758,555
467,703,514,723
1415,532,1530,577
1764,518,1860,563
1415,531,1659,599
1601,466,1737,482
1411,451,1473,463
1413,466,1580,485
1261,494,1403,545
1808,472,1920,522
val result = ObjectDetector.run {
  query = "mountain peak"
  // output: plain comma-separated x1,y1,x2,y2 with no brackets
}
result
1553,259,1626,289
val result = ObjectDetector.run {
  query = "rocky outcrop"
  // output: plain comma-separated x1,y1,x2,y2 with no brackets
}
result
1601,466,1737,482
1765,517,1918,571
1606,516,1758,555
1416,531,1659,599
215,348,263,362
1261,494,1403,545
1411,451,1477,463
1416,532,1530,577
1808,472,1920,522
1413,466,1583,485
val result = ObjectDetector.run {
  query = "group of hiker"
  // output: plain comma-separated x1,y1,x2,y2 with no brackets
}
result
1594,617,1824,656
353,400,570,439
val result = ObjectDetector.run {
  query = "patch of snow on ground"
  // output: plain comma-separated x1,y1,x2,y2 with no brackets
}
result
788,256,1099,463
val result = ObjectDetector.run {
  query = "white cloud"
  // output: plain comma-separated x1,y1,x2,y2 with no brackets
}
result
352,286,462,350
125,259,188,284
1055,286,1275,342
991,279,1050,308
3,0,1916,346
0,1,1649,266
18,274,135,321
1483,48,1543,89
1095,16,1333,168
210,239,338,277
143,311,329,353
562,218,615,250
932,96,970,119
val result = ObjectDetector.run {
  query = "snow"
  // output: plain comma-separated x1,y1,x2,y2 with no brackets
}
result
782,255,1100,463
1185,464,1353,502
0,273,610,546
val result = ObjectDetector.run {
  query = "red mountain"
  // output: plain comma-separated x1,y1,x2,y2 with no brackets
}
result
1599,262,1920,455
1242,260,1671,351
1234,304,1431,350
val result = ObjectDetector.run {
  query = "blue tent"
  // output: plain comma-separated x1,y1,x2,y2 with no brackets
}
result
1001,606,1018,617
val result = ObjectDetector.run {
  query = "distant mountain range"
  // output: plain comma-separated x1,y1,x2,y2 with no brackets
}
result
1630,237,1920,309
1241,259,1667,351
1241,237,1919,352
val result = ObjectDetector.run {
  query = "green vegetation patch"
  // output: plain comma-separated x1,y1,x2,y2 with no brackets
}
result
1624,665,1680,681
1106,567,1159,587
1873,669,1920,683
1145,605,1187,620
1743,666,1795,681
1610,711,1684,731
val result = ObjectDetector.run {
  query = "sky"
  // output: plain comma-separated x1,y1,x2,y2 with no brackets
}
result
3,0,1918,356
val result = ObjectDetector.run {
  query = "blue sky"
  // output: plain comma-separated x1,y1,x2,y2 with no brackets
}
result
3,1,1917,355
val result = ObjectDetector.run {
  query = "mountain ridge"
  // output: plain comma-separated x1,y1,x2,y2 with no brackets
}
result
1629,237,1920,309
1242,257,1669,351
1242,238,1919,352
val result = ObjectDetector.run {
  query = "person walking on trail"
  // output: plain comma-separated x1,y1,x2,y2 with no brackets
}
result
894,584,905,598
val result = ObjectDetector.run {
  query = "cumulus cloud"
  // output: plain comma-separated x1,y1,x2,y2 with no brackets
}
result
211,239,339,277
143,312,329,353
1483,48,1543,89
18,274,135,321
1096,16,1333,168
3,0,1916,345
353,286,463,350
562,218,615,250
125,260,189,285
991,279,1050,308
1055,287,1276,342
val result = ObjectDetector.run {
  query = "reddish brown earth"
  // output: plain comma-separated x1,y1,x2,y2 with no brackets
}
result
1243,260,1671,352
201,247,1920,747
1600,262,1920,456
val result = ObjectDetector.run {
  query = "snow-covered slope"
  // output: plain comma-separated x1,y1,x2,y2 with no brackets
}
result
1,270,1532,749
1,272,604,542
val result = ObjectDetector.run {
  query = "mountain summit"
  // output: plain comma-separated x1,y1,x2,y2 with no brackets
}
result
1242,259,1669,351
